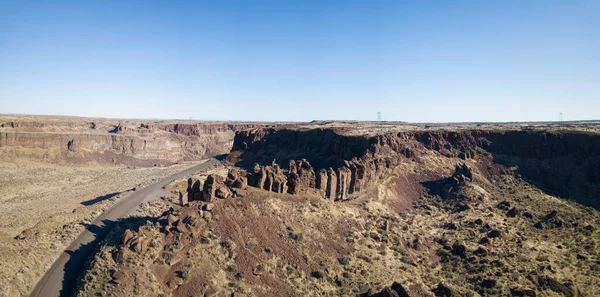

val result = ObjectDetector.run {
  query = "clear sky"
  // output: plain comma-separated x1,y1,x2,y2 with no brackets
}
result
1,1,599,122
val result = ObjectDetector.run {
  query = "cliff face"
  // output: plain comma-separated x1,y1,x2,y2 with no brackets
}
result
230,128,600,208
0,119,271,166
232,128,373,170
0,132,208,161
143,123,272,137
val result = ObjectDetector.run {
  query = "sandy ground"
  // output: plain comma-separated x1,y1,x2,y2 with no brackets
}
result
0,158,205,297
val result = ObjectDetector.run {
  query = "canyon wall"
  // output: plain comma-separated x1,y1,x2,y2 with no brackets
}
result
0,119,272,166
144,123,272,137
230,128,600,208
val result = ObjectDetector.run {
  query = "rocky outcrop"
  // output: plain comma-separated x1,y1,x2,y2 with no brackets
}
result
186,173,243,204
249,162,289,194
225,169,248,189
230,127,600,208
202,175,221,201
187,178,203,202
142,123,269,137
450,163,473,185
241,156,397,201
287,159,315,195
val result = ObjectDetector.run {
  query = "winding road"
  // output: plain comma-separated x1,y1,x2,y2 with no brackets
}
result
29,158,219,297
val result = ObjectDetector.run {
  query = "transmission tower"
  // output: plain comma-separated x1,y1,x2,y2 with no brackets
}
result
559,112,563,122
377,111,381,121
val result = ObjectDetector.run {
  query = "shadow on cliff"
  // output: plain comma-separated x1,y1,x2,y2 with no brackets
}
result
419,153,600,210
230,128,373,171
59,215,158,297
472,131,600,210
492,154,600,210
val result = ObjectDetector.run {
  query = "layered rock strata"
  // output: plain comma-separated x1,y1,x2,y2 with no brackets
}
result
0,119,273,166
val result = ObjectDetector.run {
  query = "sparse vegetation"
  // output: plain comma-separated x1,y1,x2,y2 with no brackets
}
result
5,117,599,297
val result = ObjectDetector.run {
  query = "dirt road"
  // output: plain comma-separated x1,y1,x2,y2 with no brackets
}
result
29,158,219,297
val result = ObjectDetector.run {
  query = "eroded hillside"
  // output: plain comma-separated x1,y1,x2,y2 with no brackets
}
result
76,124,600,297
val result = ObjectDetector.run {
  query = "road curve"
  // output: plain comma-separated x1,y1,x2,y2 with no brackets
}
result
29,158,220,297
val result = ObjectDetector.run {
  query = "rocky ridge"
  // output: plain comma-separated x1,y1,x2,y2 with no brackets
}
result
231,127,600,209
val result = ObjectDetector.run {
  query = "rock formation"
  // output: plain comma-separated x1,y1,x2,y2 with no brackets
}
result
187,178,203,202
238,156,397,201
225,169,248,189
0,117,274,166
287,159,315,195
186,173,238,203
451,163,473,185
229,127,600,209
202,175,223,202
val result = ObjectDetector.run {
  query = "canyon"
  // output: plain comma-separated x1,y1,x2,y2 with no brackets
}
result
1,115,599,297
73,121,600,297
0,114,273,297
227,126,600,209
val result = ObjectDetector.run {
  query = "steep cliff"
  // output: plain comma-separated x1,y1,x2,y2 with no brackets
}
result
142,123,273,137
0,117,272,166
229,127,600,208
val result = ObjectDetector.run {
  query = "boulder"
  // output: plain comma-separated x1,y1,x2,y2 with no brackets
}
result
203,175,224,202
451,163,473,185
216,186,232,199
131,238,147,254
167,214,179,227
232,176,248,189
121,229,135,245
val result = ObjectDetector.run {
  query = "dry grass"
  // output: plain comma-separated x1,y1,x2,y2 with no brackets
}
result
0,158,205,297
77,155,600,297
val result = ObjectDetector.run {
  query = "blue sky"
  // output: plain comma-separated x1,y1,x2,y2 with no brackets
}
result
1,0,598,122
